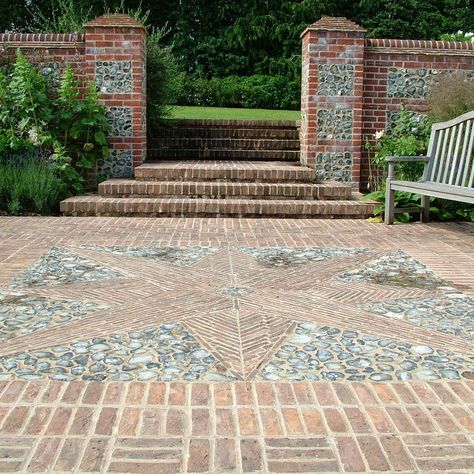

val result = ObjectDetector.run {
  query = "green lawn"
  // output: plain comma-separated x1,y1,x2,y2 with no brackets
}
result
168,106,301,121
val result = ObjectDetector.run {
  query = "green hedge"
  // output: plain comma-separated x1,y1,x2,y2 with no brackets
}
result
176,75,300,110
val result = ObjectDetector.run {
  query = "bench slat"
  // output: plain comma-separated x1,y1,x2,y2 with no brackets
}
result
465,123,474,187
456,120,472,186
442,126,457,184
431,128,447,182
449,122,464,185
390,180,474,204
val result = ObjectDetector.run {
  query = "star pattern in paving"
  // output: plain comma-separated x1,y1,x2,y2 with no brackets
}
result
1,245,473,381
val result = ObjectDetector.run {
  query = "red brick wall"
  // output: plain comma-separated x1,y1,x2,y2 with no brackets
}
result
361,39,474,189
301,18,474,190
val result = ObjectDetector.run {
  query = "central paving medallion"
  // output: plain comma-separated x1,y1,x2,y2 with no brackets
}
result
0,245,473,382
217,287,253,297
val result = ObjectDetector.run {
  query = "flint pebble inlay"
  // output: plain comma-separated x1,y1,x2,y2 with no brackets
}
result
8,248,123,289
239,247,369,267
338,250,447,289
82,245,218,266
317,108,353,140
0,293,110,341
95,60,132,93
105,106,132,137
368,294,474,342
316,151,353,182
0,324,236,382
318,64,355,96
260,323,474,382
97,149,133,179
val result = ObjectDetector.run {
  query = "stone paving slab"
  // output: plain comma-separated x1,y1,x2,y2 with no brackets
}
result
0,217,473,472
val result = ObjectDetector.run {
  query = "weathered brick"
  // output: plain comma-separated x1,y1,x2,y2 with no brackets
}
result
240,439,262,472
54,438,85,472
238,408,259,436
214,384,233,406
379,435,414,471
95,407,118,436
216,408,235,436
336,437,366,472
187,439,210,472
215,438,236,472
323,408,348,433
166,408,186,436
80,438,109,472
357,435,391,471
28,438,61,472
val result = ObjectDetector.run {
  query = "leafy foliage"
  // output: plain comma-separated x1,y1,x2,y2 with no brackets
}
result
0,51,109,200
176,75,300,110
364,107,474,223
365,107,431,191
427,72,474,122
4,1,473,108
0,152,64,215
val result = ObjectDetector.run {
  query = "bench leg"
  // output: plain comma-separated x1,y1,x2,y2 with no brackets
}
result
421,195,430,223
384,184,395,225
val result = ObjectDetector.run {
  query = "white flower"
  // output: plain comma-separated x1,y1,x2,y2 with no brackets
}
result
28,127,41,146
374,130,385,140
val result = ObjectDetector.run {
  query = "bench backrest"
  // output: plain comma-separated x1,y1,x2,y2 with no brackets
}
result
426,110,474,187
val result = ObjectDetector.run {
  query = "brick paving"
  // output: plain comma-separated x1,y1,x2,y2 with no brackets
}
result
0,217,473,472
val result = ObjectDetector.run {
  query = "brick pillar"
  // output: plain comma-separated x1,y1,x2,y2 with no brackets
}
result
84,14,146,179
300,17,366,187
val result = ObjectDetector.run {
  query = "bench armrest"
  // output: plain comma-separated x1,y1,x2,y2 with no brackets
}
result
386,155,431,181
385,155,430,163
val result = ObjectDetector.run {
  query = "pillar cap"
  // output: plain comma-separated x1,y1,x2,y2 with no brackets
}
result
85,14,145,30
301,16,366,38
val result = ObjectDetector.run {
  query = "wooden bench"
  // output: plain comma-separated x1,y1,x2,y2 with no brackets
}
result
385,110,474,224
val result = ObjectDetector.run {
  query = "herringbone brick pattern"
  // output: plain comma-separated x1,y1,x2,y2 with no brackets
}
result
0,217,473,472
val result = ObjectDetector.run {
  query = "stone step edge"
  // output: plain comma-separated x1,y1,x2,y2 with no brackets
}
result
154,119,301,128
98,180,353,200
149,138,300,150
134,168,316,183
148,147,300,157
61,196,376,218
149,129,300,138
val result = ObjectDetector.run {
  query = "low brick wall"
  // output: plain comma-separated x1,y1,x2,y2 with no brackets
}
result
301,17,474,189
0,14,146,179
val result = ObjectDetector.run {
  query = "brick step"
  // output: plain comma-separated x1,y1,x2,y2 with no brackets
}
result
99,179,352,200
60,196,376,218
151,127,299,139
147,149,299,161
154,119,299,129
150,137,300,151
134,161,315,183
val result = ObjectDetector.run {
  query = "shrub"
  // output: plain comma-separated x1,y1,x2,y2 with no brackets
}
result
365,107,431,191
0,51,109,196
427,72,474,122
0,151,65,215
176,74,300,110
146,25,184,123
364,107,474,223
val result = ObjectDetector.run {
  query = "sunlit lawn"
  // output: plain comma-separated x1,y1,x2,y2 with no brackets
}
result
168,106,301,121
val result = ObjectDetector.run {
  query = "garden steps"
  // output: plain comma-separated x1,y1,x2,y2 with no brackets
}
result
98,179,352,200
147,148,299,161
134,161,316,182
154,137,300,150
60,195,375,218
61,118,375,218
148,119,300,161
